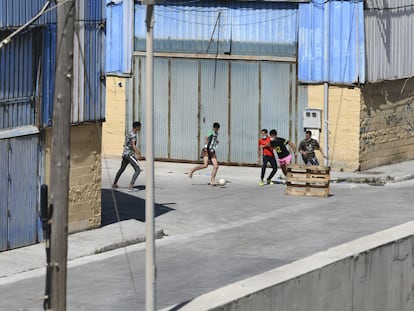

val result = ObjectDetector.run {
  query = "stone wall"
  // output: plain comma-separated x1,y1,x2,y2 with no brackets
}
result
360,79,414,170
44,123,102,233
307,85,361,171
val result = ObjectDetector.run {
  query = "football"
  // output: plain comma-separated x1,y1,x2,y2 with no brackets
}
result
218,178,226,186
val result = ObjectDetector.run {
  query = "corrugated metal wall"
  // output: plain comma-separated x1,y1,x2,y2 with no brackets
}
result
1,0,105,127
134,1,298,57
0,0,56,27
0,28,41,129
106,0,133,74
132,56,306,165
364,0,414,82
7,135,38,249
200,60,230,162
0,139,8,250
0,134,39,251
1,0,105,250
298,0,365,84
230,61,259,163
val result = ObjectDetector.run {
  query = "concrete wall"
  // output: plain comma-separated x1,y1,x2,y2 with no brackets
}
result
163,221,414,311
307,85,361,172
102,76,126,156
360,79,414,170
44,123,102,233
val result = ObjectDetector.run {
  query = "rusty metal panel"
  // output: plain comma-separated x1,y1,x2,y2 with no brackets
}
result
230,61,259,163
7,135,39,249
365,0,414,82
200,59,230,162
0,138,8,251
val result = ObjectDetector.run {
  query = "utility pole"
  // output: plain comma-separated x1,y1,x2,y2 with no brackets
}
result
49,0,75,310
143,1,156,310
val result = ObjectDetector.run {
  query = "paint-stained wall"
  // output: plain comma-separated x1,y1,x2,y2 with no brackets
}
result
360,79,414,170
307,85,361,171
45,123,102,233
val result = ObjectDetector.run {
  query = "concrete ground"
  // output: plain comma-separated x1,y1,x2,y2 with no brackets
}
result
0,157,413,284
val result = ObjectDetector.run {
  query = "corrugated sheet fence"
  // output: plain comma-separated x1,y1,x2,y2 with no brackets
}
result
131,56,307,165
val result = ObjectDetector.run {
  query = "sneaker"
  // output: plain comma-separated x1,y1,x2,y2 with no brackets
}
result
127,187,138,192
267,180,274,185
259,180,264,186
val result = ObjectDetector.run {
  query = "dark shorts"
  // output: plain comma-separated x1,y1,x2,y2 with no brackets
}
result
202,148,216,159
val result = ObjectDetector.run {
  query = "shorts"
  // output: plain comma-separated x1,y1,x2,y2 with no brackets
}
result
202,148,216,159
278,154,292,166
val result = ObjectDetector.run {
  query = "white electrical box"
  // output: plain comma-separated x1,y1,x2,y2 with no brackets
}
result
303,108,322,129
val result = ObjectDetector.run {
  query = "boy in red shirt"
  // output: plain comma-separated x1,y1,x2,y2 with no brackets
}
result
257,129,277,186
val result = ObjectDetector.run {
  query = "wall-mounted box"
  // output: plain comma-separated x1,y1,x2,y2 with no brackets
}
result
303,108,322,129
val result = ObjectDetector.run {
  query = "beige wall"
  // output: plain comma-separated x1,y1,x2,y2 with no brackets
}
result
102,76,127,156
45,123,102,233
360,79,414,170
307,85,361,171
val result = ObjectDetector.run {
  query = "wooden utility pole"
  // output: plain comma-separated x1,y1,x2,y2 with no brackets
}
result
49,0,75,310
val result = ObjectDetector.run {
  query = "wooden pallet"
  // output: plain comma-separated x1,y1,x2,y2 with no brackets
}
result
285,164,330,197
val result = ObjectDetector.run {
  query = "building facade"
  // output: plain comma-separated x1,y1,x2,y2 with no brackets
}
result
0,0,105,250
104,0,414,171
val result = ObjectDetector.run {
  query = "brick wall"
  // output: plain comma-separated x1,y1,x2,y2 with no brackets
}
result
45,123,102,233
307,85,361,171
360,79,414,170
102,76,126,156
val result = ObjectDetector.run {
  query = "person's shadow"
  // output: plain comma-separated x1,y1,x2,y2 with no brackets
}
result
101,188,175,226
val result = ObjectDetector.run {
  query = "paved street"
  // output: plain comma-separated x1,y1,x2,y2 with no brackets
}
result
0,157,413,310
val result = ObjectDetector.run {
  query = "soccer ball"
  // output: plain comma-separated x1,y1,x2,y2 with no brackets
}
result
218,178,226,186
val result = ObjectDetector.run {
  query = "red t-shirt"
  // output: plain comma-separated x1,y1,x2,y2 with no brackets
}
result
258,136,274,157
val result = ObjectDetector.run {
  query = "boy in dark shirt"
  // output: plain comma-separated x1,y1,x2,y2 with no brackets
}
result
269,129,297,176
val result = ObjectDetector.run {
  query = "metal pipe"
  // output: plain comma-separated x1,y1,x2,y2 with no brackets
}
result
145,4,156,311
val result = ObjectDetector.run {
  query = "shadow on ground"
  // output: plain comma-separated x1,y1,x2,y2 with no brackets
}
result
101,189,175,226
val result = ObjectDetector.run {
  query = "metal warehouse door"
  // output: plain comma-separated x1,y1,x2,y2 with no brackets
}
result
0,135,39,251
131,56,306,165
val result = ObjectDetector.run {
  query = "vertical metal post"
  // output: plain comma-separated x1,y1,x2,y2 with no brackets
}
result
323,1,329,166
49,0,75,310
145,4,156,311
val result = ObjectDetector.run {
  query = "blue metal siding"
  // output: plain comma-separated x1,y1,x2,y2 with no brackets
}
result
0,134,39,251
8,135,38,249
0,29,40,129
39,0,105,126
134,1,298,56
41,24,56,127
298,0,365,84
0,0,56,27
0,139,8,251
106,0,133,74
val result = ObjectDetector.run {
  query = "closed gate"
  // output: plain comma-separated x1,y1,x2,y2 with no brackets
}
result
0,134,39,251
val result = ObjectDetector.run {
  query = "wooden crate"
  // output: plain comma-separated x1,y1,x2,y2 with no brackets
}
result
285,164,330,197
